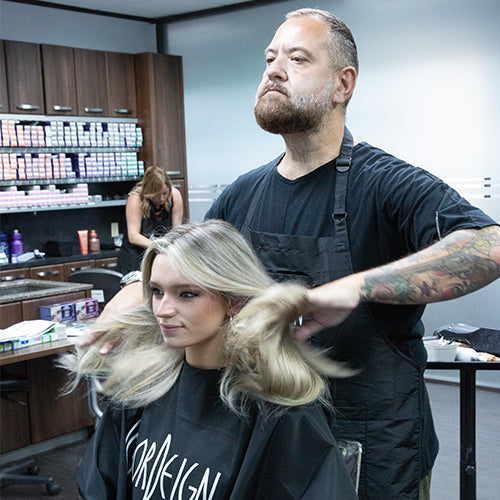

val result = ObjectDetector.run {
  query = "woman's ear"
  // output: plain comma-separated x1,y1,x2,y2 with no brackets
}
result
332,66,357,106
227,299,246,318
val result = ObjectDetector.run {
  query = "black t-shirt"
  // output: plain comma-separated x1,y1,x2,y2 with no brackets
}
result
206,141,497,348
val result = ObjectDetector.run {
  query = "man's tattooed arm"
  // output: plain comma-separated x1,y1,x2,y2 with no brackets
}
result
360,225,500,304
294,225,500,340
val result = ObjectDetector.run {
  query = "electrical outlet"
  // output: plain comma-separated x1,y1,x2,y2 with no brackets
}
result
111,222,119,237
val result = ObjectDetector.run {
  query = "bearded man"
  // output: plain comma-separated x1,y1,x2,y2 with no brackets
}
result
205,8,500,500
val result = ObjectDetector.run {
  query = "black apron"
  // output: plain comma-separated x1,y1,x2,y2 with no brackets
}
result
241,128,435,499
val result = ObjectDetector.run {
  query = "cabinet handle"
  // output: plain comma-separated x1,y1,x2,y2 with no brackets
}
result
167,171,181,176
84,107,103,114
115,109,132,115
17,104,40,111
53,105,73,112
1,274,26,281
51,270,60,276
102,262,117,269
35,271,47,277
71,265,92,272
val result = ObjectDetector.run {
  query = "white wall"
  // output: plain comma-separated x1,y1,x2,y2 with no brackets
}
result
0,0,156,52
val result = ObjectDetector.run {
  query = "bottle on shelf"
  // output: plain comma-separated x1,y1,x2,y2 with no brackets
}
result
10,229,24,263
0,231,9,264
89,229,100,254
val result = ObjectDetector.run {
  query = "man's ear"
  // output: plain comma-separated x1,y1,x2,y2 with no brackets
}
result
332,67,357,106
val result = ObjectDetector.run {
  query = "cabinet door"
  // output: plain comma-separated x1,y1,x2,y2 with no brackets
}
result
0,302,22,329
29,263,64,282
41,44,78,116
106,51,136,117
27,355,93,444
74,48,108,117
0,363,31,453
134,53,187,178
0,41,9,113
63,259,96,281
4,40,45,114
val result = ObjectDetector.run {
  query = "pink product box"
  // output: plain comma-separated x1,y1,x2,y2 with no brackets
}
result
39,301,76,323
74,298,99,320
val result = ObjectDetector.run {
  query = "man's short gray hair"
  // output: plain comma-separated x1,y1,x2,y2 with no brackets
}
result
286,8,359,73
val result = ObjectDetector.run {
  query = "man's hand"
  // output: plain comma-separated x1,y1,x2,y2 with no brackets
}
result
294,274,363,340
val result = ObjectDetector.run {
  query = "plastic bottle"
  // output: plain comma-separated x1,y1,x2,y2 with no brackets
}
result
0,231,9,264
89,229,100,254
10,229,24,263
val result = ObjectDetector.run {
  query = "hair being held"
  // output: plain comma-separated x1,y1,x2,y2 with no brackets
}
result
61,220,354,413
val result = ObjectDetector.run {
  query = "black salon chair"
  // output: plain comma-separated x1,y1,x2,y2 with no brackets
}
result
0,370,61,495
67,268,123,312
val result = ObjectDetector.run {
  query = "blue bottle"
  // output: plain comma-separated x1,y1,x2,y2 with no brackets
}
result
0,231,9,264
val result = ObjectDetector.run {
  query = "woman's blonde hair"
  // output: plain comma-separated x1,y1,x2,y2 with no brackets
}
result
62,220,352,413
133,165,173,218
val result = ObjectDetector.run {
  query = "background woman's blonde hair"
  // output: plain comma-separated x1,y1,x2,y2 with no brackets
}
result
62,220,352,413
133,165,173,218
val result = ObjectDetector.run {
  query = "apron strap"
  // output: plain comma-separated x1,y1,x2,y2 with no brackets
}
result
332,127,353,223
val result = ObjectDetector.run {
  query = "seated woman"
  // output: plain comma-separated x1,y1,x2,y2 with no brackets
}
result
63,220,357,500
117,165,183,274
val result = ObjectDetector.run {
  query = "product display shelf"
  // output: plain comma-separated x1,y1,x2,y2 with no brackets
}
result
0,114,143,215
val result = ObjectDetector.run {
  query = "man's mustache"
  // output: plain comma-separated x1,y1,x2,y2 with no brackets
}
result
258,84,289,98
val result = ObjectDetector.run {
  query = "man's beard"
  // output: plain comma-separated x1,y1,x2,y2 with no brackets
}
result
254,82,333,134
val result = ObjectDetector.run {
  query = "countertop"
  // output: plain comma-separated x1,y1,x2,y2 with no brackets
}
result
0,279,92,304
0,249,120,271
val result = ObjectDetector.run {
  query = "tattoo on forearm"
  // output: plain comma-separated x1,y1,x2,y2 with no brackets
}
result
361,227,500,304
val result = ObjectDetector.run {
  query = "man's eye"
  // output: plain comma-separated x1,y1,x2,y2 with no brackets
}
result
266,56,275,64
151,287,163,297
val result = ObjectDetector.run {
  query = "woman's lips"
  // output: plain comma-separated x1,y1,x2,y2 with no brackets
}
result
160,324,182,335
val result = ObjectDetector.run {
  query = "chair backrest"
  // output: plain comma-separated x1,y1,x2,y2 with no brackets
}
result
67,268,123,311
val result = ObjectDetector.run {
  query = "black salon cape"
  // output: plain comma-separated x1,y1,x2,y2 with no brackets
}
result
77,362,357,499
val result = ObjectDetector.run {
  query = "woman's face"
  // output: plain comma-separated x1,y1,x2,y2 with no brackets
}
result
150,183,169,208
149,253,230,369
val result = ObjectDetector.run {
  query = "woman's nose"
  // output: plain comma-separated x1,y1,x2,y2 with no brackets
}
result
156,296,176,317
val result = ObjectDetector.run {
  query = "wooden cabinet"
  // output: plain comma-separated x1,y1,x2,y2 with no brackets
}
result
4,40,45,115
0,267,28,282
95,256,118,270
62,259,96,281
106,51,136,118
134,53,187,179
0,41,9,113
41,44,78,116
0,302,22,329
74,48,109,117
29,263,64,282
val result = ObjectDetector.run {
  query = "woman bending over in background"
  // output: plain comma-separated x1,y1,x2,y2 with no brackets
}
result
117,165,183,274
62,220,357,500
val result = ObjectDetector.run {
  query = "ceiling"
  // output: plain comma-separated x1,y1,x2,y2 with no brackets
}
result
9,0,287,22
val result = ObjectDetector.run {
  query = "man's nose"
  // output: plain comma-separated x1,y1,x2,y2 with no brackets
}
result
266,56,287,81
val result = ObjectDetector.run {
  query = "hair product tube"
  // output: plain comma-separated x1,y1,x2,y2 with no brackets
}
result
77,230,88,255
